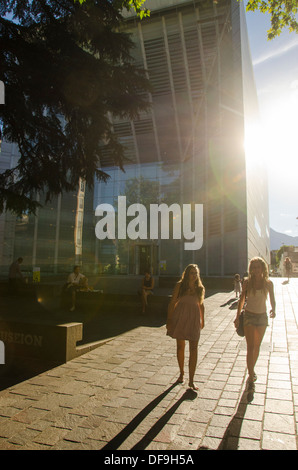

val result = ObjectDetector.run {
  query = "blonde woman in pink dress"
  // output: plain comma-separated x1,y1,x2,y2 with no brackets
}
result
167,264,205,390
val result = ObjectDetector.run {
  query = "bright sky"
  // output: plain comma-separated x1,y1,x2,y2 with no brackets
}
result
244,4,298,237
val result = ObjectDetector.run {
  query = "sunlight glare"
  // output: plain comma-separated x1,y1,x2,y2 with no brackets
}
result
244,120,266,168
245,93,298,176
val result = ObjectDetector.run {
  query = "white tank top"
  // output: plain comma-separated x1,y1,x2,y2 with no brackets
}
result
245,289,267,314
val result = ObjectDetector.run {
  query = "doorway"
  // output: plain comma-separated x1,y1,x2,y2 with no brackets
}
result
139,245,151,275
131,243,158,275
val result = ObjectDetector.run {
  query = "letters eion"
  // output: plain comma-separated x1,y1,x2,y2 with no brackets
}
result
95,196,203,250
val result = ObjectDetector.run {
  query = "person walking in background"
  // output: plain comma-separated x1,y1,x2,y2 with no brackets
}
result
284,257,292,282
167,264,205,390
234,257,276,391
233,274,241,298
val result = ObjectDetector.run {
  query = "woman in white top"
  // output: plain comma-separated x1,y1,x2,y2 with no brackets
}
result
234,257,276,388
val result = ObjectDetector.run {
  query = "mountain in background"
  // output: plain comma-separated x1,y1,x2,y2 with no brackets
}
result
270,228,298,251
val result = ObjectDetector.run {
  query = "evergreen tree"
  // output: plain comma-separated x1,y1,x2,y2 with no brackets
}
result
0,0,151,214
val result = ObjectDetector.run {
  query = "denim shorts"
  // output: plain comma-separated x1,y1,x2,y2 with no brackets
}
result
244,311,268,327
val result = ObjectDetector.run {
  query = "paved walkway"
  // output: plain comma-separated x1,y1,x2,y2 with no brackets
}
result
0,278,297,450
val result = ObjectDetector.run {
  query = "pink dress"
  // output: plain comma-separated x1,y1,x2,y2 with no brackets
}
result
167,294,201,342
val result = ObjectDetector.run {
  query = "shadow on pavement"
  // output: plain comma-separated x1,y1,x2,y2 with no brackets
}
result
0,357,59,392
217,385,253,450
0,288,218,390
0,293,167,390
102,384,197,450
197,384,253,451
132,388,198,450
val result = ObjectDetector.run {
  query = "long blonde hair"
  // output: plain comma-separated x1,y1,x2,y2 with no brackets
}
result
178,264,205,303
247,257,269,294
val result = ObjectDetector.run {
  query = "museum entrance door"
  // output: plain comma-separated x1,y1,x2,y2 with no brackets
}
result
130,243,158,275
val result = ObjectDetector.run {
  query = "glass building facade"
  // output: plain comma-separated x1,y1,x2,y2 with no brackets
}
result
0,0,270,279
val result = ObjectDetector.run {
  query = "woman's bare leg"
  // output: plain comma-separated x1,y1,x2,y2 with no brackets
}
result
245,325,266,381
189,340,199,389
176,340,185,382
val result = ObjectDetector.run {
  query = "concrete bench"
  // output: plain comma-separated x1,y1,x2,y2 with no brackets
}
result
0,319,84,366
59,286,103,310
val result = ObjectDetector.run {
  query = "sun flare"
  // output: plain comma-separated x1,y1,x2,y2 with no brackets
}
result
244,120,266,167
245,95,298,175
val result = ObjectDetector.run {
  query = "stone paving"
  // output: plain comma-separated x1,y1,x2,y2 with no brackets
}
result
0,278,297,450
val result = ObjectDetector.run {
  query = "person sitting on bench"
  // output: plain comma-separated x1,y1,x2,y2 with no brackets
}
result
141,270,154,314
67,265,88,311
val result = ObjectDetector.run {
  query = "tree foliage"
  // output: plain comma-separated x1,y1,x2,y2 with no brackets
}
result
0,0,151,215
75,0,150,19
275,244,294,265
245,1,298,39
